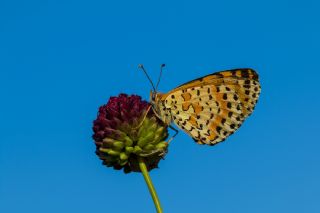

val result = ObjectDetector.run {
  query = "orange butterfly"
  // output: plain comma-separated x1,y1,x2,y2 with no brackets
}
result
139,64,261,146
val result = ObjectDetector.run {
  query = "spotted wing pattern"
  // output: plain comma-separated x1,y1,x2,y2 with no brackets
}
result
157,68,261,145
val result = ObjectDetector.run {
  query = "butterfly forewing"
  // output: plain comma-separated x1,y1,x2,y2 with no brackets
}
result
157,68,261,145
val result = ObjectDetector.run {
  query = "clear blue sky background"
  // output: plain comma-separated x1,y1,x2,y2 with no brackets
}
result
1,0,319,212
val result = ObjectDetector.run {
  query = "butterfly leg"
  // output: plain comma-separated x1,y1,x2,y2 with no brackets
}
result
167,124,179,144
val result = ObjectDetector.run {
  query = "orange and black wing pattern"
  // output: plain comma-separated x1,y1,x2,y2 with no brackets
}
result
159,68,261,145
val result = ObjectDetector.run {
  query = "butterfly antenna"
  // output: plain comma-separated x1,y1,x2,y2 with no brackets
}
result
155,64,165,91
138,64,156,92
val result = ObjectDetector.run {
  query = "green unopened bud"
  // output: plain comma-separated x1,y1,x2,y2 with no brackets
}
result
138,120,149,136
133,145,143,154
143,144,155,151
125,146,134,153
152,134,162,144
155,126,165,134
124,136,133,146
138,132,155,147
99,148,109,154
107,149,121,156
113,141,125,151
120,152,129,160
102,138,115,147
156,142,168,149
148,123,158,132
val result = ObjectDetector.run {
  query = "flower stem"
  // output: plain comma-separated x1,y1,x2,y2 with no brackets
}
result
138,157,163,213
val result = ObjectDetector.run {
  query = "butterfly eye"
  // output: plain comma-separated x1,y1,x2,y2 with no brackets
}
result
152,93,156,101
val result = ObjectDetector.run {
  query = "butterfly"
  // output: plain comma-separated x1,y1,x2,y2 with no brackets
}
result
139,64,261,146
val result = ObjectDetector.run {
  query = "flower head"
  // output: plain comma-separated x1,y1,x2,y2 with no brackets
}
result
92,94,168,173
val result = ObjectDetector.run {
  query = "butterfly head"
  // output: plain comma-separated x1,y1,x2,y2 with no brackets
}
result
149,90,162,113
150,90,171,125
150,90,164,105
150,90,156,102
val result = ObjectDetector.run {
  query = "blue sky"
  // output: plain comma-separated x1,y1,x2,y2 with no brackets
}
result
1,0,320,212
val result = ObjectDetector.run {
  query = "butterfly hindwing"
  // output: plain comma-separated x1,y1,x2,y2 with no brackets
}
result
159,68,261,145
165,84,244,145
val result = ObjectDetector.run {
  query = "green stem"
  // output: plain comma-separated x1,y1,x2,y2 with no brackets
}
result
138,157,163,213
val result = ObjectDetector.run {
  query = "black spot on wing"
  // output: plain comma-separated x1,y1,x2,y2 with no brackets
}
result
241,70,250,78
223,94,228,100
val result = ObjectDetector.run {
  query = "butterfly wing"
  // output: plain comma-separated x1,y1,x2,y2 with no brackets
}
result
161,68,261,145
